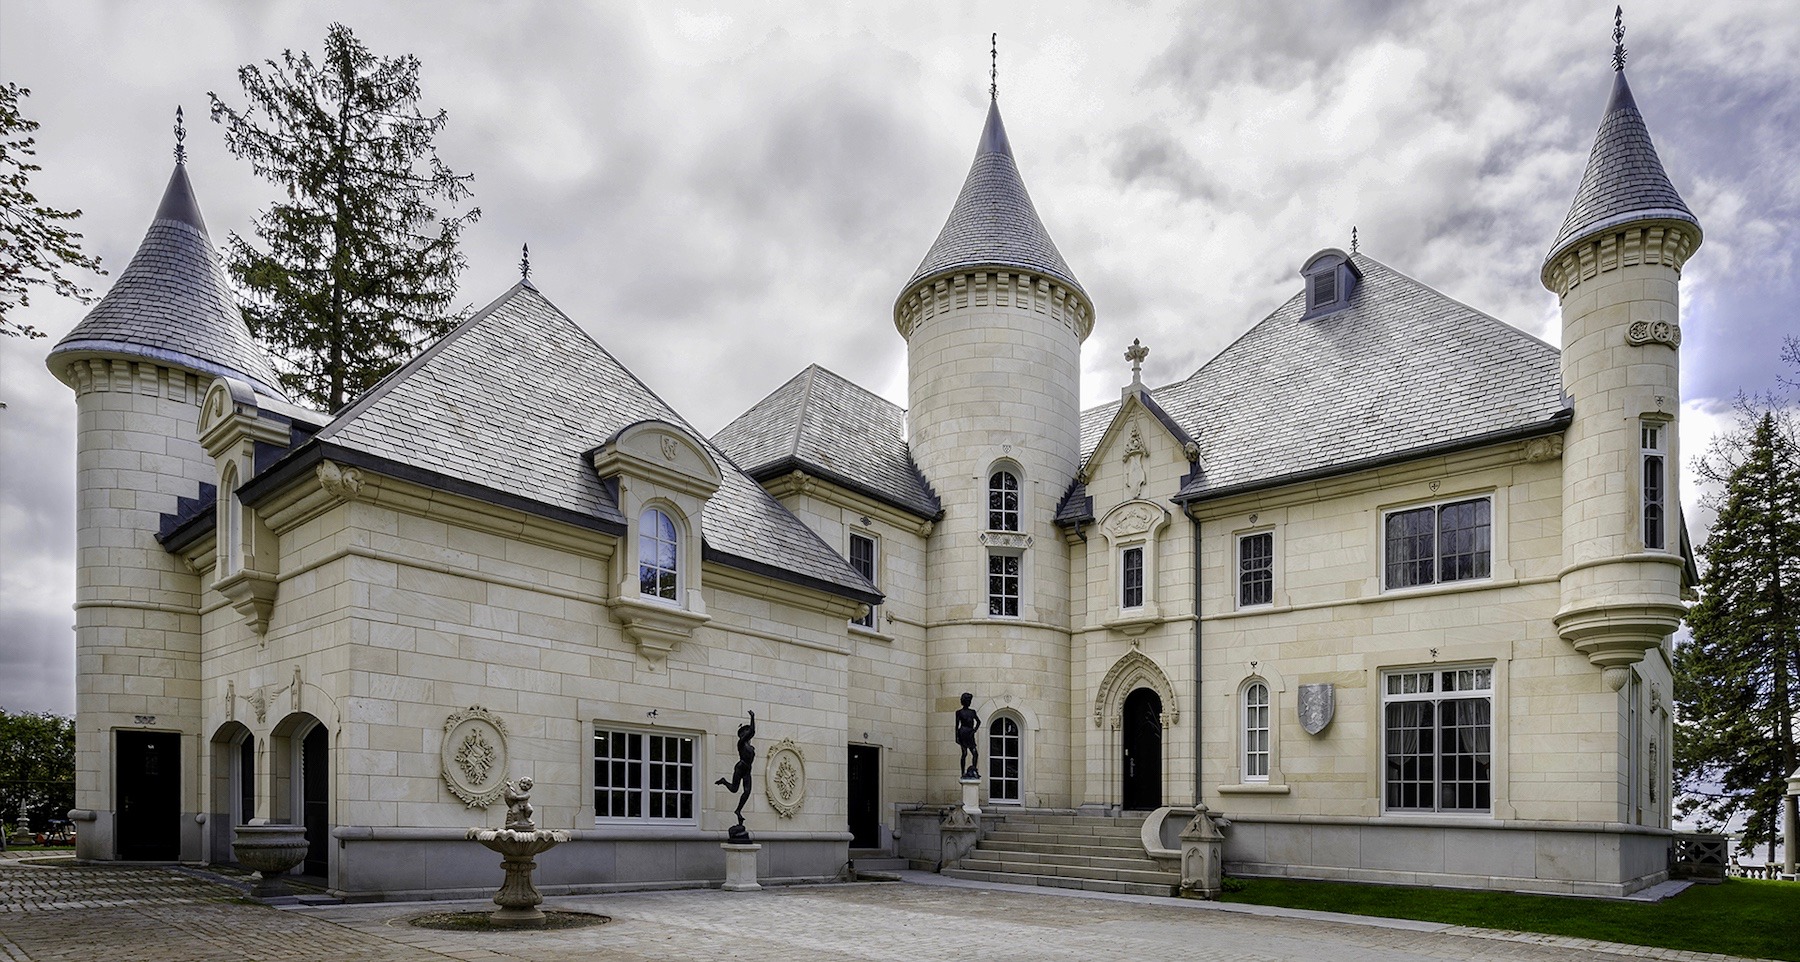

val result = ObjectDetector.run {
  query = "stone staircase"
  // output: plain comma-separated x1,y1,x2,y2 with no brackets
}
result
941,811,1180,897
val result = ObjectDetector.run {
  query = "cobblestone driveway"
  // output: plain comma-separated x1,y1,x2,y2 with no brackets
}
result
0,860,1766,962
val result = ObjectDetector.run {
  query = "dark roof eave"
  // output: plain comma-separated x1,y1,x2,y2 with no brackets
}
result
702,544,884,608
746,456,942,521
158,500,219,554
1174,412,1572,507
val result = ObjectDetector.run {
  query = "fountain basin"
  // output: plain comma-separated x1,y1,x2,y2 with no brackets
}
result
468,827,570,927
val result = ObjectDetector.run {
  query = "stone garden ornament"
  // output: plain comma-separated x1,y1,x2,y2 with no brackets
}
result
715,710,756,841
468,776,570,928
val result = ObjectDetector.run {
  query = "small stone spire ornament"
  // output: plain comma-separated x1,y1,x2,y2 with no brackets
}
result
1612,6,1627,72
1125,338,1149,389
173,106,187,165
990,33,998,101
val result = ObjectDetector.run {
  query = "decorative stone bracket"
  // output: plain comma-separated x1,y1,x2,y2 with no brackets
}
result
606,596,711,661
216,568,279,635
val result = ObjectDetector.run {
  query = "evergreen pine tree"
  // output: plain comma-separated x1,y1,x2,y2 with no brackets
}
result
209,23,478,410
1676,411,1800,858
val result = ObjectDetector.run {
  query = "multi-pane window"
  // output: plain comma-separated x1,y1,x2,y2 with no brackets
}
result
594,727,696,821
639,508,679,602
1243,682,1270,780
988,471,1020,531
1382,666,1493,813
1384,497,1491,589
1238,532,1273,607
988,553,1020,617
849,533,878,629
1121,546,1144,609
988,716,1021,803
1642,423,1665,550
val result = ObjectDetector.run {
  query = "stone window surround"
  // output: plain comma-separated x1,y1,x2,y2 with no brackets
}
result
987,550,1022,618
592,722,702,825
986,461,1023,533
986,710,1024,805
848,530,880,630
1235,529,1276,610
1378,490,1497,594
1120,545,1145,610
1097,500,1171,635
1220,665,1287,794
1380,662,1495,816
1639,418,1670,552
1242,680,1271,782
638,505,682,604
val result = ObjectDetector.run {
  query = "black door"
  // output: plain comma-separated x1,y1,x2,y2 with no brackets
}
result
1121,688,1163,810
846,744,880,849
116,731,181,860
301,725,329,876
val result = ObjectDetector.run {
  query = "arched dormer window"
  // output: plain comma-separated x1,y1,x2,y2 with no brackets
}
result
1300,248,1361,319
639,507,680,603
217,461,241,575
988,469,1020,531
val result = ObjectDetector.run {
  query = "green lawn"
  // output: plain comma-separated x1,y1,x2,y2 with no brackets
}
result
1221,877,1800,961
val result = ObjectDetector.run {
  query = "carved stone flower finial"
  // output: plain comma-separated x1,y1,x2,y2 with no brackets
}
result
1124,338,1149,389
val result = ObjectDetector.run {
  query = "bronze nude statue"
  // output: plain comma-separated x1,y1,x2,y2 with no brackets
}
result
955,692,980,779
715,710,756,841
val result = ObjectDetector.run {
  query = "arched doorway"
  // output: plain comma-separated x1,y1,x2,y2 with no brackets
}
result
208,722,255,863
300,723,328,876
1121,688,1163,810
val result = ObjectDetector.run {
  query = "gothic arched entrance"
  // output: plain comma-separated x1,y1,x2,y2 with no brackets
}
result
1121,688,1163,810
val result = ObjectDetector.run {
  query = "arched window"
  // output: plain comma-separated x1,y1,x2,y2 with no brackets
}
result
1243,682,1270,781
218,462,241,574
988,470,1019,531
988,715,1021,803
639,508,679,602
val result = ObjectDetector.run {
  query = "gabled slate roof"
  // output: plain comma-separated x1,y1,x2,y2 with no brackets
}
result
308,283,878,602
713,364,940,520
48,162,286,398
1077,255,1567,504
1544,70,1700,267
902,99,1084,297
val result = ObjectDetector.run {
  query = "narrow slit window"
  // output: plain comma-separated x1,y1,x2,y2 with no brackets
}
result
1244,682,1270,780
1641,423,1665,550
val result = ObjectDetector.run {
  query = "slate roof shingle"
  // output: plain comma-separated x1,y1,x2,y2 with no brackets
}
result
902,99,1085,298
48,163,286,397
1076,255,1567,504
713,365,940,520
1544,70,1700,266
311,283,879,601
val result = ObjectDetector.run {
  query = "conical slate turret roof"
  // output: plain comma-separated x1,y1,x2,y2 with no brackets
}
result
49,162,286,398
902,99,1084,297
1543,70,1700,268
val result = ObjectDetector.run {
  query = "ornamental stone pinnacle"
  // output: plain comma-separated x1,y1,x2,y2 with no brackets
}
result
1125,338,1149,388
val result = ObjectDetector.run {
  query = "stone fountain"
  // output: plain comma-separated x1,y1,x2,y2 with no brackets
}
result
468,777,570,927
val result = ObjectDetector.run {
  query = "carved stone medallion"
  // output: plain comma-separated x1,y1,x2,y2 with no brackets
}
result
442,706,510,808
1625,319,1681,348
1298,683,1335,735
763,738,807,818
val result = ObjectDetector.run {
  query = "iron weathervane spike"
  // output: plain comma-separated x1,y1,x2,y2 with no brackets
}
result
1351,226,1359,254
519,243,531,283
1612,6,1627,72
173,106,187,165
990,33,998,101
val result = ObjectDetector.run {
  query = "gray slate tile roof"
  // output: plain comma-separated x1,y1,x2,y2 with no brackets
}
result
1545,70,1699,266
312,283,878,601
902,99,1085,297
48,163,286,397
1077,255,1566,503
713,365,940,520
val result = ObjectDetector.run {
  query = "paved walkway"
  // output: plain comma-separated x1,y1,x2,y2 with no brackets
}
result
0,859,1774,962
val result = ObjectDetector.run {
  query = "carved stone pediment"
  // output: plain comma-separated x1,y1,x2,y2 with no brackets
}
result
1100,500,1169,540
592,419,722,499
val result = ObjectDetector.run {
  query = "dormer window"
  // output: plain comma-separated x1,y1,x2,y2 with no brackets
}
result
1300,248,1361,318
639,508,680,602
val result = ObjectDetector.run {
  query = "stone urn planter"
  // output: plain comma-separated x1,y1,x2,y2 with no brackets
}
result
232,824,310,897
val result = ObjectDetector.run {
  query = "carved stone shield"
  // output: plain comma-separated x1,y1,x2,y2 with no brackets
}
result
1298,683,1335,735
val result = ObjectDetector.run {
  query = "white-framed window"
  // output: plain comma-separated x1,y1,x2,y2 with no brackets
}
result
1641,422,1666,550
1382,665,1493,813
1243,682,1270,781
1383,497,1491,590
849,532,878,629
594,726,697,821
988,470,1020,531
987,715,1022,804
1237,532,1274,608
1121,546,1144,609
639,507,680,602
988,552,1020,617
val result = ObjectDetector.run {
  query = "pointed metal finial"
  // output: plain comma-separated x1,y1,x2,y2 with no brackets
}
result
1351,226,1359,254
1612,6,1627,72
1124,338,1149,387
990,33,998,101
519,243,531,284
173,106,187,165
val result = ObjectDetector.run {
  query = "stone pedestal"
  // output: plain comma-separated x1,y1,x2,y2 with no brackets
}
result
468,827,570,927
960,776,982,817
1178,805,1228,900
232,824,310,898
938,777,984,869
722,842,762,891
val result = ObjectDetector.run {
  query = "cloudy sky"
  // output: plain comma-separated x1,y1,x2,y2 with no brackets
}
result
2,1,1796,715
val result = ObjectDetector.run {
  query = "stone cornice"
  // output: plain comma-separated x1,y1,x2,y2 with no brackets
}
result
894,268,1094,343
1541,220,1700,297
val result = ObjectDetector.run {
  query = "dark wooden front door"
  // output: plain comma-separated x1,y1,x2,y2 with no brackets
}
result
1122,688,1163,810
116,731,180,860
847,744,880,849
301,725,328,876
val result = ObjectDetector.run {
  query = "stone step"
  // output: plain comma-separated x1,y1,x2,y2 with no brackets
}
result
979,832,1146,853
989,813,1146,829
962,848,1167,873
941,867,1178,898
847,857,909,873
987,819,1143,839
958,856,1177,887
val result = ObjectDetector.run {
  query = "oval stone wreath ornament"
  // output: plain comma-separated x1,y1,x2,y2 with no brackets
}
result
442,706,510,808
763,738,807,818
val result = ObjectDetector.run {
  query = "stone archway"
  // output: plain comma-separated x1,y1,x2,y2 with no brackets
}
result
1094,650,1178,731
